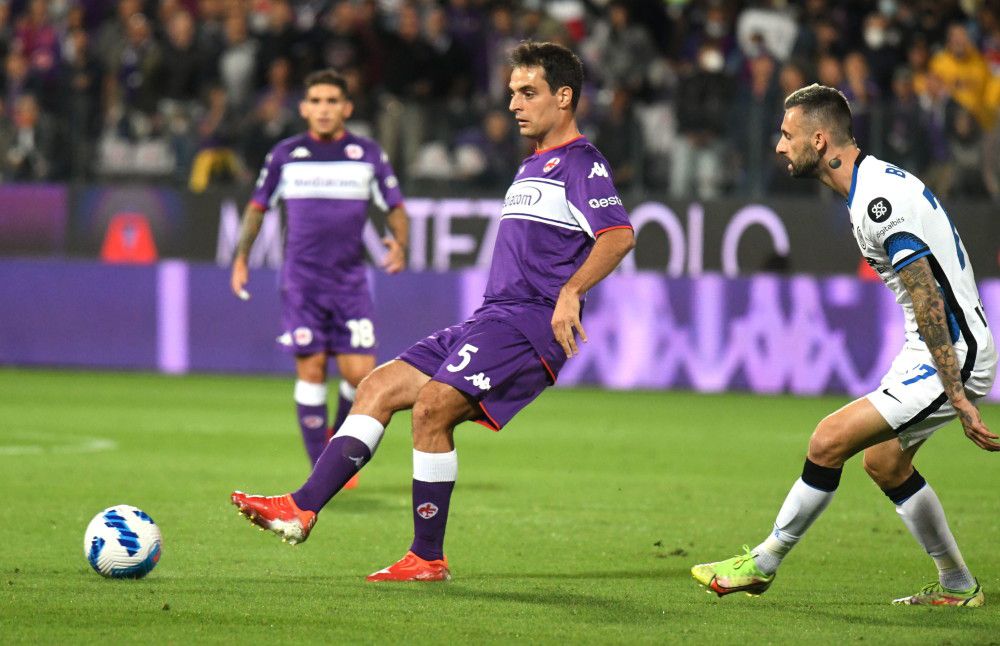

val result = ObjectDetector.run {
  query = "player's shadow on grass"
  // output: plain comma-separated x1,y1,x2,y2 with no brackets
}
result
375,584,677,619
805,606,992,629
473,565,690,581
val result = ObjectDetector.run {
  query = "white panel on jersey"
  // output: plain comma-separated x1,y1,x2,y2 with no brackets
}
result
501,178,583,233
278,161,375,200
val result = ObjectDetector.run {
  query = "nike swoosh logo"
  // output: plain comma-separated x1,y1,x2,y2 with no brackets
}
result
883,388,901,403
348,455,365,467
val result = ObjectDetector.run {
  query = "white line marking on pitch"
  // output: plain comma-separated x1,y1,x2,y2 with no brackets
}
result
0,433,118,456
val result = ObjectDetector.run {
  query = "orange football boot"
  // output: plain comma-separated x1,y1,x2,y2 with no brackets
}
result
230,491,316,545
366,551,451,582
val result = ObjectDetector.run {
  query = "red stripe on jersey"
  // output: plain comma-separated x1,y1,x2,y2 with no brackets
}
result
534,134,584,155
594,224,633,236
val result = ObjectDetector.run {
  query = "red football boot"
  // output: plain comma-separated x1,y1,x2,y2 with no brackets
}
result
230,491,316,545
366,551,451,582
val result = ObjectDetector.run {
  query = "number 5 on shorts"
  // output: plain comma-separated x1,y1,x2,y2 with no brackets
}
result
446,344,479,373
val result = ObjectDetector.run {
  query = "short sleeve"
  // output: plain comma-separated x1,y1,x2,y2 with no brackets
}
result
371,148,404,211
564,151,631,238
249,149,283,210
861,192,930,272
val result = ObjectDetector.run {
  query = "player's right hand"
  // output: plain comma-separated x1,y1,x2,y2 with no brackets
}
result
956,398,1000,451
231,258,250,300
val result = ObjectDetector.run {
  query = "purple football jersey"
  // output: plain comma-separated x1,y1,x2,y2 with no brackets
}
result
250,131,404,294
478,135,631,366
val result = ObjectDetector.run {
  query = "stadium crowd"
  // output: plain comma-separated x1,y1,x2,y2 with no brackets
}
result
3,0,1000,200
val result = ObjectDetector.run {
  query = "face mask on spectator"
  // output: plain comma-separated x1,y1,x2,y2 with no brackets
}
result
865,27,886,49
699,49,725,73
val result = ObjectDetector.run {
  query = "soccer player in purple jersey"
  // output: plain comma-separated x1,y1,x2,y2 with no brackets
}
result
230,70,410,481
231,42,635,581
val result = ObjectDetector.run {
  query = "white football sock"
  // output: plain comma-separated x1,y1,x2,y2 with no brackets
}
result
895,484,975,591
754,478,836,575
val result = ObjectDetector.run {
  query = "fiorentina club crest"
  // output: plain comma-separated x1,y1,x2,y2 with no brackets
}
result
543,157,560,173
416,502,439,519
302,415,324,429
345,143,364,160
293,327,313,346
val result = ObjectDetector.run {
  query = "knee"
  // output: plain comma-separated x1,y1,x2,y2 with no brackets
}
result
298,366,325,384
863,453,911,490
807,416,853,467
353,368,397,414
411,393,448,438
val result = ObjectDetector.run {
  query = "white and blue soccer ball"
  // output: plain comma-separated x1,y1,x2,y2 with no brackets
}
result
84,505,162,579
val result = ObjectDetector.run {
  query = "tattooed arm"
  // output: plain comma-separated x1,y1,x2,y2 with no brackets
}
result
230,203,266,298
897,256,999,451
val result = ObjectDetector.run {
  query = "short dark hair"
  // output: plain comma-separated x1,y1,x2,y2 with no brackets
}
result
509,41,584,111
783,83,854,145
303,69,349,98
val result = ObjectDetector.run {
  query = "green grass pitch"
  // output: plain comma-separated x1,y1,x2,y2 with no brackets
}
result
1,368,999,644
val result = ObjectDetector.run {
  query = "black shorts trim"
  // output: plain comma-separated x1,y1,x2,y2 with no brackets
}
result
894,392,948,434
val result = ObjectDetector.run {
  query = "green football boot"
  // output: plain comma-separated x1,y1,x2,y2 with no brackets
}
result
691,545,776,597
892,580,984,607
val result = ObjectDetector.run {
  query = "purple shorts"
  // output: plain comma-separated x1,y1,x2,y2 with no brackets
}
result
398,318,557,431
278,288,377,356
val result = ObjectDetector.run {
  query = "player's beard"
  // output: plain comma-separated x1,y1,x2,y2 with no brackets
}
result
787,147,821,178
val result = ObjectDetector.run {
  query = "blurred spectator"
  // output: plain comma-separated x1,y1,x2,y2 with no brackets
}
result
95,0,141,72
883,67,930,174
731,54,780,197
453,107,523,188
160,10,205,104
736,1,798,61
378,3,433,180
930,23,994,130
594,88,643,190
841,51,880,151
582,0,657,95
14,0,60,76
218,11,257,112
254,0,302,87
241,92,297,173
313,1,363,75
108,13,163,139
948,104,985,197
189,84,246,192
4,49,45,111
860,12,905,94
483,3,519,105
671,43,734,201
62,27,104,179
3,94,60,180
425,5,473,138
919,72,962,198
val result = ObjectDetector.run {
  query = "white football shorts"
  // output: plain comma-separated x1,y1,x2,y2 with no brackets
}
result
867,344,997,450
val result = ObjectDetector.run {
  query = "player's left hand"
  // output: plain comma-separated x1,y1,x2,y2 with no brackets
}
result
552,288,587,358
955,398,1000,451
381,237,406,274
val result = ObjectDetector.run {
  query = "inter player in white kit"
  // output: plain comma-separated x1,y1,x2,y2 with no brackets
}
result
231,70,409,478
692,84,998,606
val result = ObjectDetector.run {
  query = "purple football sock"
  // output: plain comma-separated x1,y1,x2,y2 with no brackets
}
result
291,435,370,512
296,403,327,466
410,479,455,561
330,392,352,437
